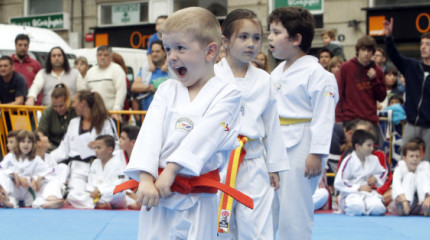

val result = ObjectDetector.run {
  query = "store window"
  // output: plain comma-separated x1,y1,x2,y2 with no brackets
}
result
99,1,149,25
29,0,62,15
173,0,227,17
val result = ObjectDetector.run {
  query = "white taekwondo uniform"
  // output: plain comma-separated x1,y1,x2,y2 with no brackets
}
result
335,152,387,216
125,77,242,240
271,56,338,240
0,153,53,208
50,117,117,208
215,58,289,240
67,154,127,209
392,160,430,208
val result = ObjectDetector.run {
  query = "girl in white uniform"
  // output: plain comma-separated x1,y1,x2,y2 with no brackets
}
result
0,131,54,208
392,142,430,216
214,9,289,240
268,7,338,240
335,130,387,216
50,90,117,208
124,7,242,240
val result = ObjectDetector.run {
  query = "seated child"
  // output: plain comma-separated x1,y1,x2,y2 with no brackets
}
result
33,131,68,209
6,130,21,153
0,130,53,208
118,125,142,210
392,141,430,216
67,135,127,209
335,130,387,216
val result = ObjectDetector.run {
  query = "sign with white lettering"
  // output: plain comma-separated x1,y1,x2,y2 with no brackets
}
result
10,13,69,30
112,3,140,24
275,0,323,14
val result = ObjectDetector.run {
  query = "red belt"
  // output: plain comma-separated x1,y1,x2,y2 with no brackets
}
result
114,168,254,209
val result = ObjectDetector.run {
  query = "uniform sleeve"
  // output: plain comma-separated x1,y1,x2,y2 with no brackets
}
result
27,70,45,98
308,71,339,155
112,66,127,111
33,158,54,179
262,84,289,173
372,156,388,188
50,121,72,163
391,162,405,200
124,90,167,180
98,159,125,199
167,89,242,176
0,154,14,175
334,156,361,193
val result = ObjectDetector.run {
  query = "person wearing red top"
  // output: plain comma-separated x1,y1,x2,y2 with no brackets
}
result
11,34,42,99
336,35,386,145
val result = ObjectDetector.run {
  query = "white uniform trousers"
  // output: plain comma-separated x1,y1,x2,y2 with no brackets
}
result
67,189,126,209
139,194,217,240
66,161,90,208
217,156,274,240
401,171,430,204
277,123,321,240
341,191,386,216
313,188,329,210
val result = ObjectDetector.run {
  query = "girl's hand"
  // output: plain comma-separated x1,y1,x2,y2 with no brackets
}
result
359,185,372,192
269,172,280,190
367,176,377,187
137,172,160,211
32,177,43,192
155,163,182,198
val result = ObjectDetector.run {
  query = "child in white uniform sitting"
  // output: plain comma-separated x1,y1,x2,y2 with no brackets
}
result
335,130,387,216
392,141,430,216
68,135,126,209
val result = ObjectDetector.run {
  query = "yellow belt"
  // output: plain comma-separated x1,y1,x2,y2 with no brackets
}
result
279,117,312,126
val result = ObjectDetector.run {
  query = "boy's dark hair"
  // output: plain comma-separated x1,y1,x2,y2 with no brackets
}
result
0,55,13,65
318,47,333,58
150,40,165,51
46,47,70,74
421,32,430,39
384,66,398,76
156,15,168,21
121,125,140,141
352,129,375,150
375,47,385,57
97,45,112,55
402,142,421,156
7,130,21,139
95,135,116,151
268,7,315,53
15,34,30,44
344,119,360,132
388,94,404,105
355,35,377,55
408,137,426,152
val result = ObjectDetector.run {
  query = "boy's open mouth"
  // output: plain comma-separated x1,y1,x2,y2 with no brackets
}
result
175,66,187,78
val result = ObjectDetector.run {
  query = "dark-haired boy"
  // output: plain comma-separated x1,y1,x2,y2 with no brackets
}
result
335,130,387,216
268,6,338,240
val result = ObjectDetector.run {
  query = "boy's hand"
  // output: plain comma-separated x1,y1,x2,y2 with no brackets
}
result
269,172,280,190
305,154,322,179
90,188,100,199
155,163,182,198
359,185,372,192
367,176,377,187
367,68,376,80
137,172,160,211
383,17,393,37
422,195,430,216
19,177,31,189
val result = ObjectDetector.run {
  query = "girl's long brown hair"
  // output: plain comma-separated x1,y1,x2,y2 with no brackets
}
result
13,130,37,160
77,90,109,134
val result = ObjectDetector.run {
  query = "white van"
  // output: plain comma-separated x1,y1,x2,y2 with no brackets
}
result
0,24,76,66
73,47,147,84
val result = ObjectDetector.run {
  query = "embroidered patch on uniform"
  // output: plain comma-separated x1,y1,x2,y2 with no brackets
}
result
175,117,194,132
221,122,230,132
240,105,245,116
219,210,231,231
324,86,336,98
273,81,282,90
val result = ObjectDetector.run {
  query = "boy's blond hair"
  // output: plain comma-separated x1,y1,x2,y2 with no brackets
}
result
160,7,221,47
321,30,336,40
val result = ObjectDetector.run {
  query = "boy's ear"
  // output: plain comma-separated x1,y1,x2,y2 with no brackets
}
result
292,33,303,47
206,42,219,62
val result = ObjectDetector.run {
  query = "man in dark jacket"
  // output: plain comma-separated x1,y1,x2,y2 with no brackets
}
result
384,18,430,161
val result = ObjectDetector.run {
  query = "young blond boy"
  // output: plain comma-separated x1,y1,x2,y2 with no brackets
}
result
321,30,345,60
392,142,430,216
68,135,127,209
124,7,242,240
335,130,387,216
268,7,338,240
